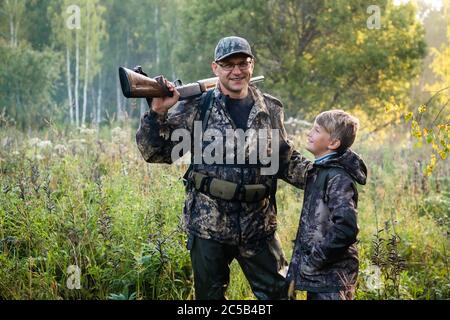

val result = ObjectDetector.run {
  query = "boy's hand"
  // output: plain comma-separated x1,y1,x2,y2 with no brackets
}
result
300,248,325,276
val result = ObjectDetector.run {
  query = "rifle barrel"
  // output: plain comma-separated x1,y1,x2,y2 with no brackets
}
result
250,76,264,84
178,75,265,101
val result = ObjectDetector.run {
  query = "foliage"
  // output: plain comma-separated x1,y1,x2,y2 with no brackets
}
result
0,0,431,127
0,40,62,130
0,125,448,300
175,0,426,119
0,126,193,299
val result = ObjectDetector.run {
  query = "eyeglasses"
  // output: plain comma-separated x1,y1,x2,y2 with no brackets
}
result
216,59,253,72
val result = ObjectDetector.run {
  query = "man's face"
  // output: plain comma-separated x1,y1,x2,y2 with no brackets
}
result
306,122,339,158
211,54,254,98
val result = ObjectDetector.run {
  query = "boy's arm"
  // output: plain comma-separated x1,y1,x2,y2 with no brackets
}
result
307,174,359,269
136,98,199,164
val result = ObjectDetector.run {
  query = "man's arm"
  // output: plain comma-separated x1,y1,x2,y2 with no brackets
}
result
307,174,359,269
266,96,312,188
136,97,199,164
279,149,312,189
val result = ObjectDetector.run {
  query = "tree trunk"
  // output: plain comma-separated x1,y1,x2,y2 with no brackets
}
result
75,31,80,127
66,46,74,125
116,49,122,121
13,0,19,47
97,73,102,126
8,0,14,47
82,19,90,126
5,0,20,48
9,18,14,47
121,30,130,121
140,98,145,118
155,5,160,70
116,78,122,122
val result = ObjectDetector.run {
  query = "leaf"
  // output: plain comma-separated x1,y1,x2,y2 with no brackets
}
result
425,129,434,144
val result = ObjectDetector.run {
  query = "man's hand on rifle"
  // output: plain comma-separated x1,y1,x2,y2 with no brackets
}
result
132,66,180,115
151,79,180,115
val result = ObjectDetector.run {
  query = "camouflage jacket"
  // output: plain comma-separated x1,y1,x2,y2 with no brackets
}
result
284,149,367,292
136,84,309,257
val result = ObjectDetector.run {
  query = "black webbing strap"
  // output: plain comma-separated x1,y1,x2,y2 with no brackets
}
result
183,90,214,183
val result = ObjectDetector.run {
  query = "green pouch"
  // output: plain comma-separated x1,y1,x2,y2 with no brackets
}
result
243,184,268,202
209,178,237,201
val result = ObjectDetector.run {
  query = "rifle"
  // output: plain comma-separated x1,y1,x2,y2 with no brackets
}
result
118,66,264,101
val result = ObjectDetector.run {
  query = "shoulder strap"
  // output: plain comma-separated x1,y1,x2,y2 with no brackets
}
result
183,89,214,183
200,89,214,133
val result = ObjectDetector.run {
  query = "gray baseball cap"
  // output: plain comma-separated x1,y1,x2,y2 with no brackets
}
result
214,36,254,62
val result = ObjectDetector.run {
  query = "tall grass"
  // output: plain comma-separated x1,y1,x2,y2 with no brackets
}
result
0,124,448,299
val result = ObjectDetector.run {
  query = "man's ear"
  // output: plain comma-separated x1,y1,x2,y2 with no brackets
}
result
211,62,219,76
328,139,341,151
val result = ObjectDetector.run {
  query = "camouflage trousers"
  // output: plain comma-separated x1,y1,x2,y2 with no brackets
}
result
188,234,289,300
306,289,355,300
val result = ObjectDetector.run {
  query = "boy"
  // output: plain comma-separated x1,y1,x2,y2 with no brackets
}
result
284,109,367,300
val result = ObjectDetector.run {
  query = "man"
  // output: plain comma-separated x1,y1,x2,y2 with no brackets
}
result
135,36,308,300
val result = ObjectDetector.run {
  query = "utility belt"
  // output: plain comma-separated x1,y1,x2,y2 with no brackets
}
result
185,171,271,203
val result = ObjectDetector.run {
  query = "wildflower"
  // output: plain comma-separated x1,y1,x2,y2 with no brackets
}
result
33,154,44,161
438,149,447,160
80,128,96,136
404,112,413,122
112,127,128,141
28,137,41,147
1,137,12,148
411,120,422,139
424,154,437,176
37,140,52,149
54,144,68,156
68,139,86,145
111,127,123,137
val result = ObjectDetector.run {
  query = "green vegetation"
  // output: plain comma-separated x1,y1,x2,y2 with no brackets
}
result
0,124,448,299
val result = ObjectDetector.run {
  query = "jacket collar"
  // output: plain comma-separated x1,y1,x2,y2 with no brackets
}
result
248,85,270,124
213,83,270,126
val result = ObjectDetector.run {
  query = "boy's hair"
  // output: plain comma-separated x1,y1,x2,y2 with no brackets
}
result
315,109,359,152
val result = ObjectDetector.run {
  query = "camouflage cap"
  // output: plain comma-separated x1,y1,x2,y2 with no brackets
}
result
214,36,254,62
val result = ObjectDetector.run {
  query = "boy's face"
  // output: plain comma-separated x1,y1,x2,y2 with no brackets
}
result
306,122,340,158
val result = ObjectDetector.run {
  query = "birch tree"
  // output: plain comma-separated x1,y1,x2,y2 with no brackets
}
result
80,0,106,126
50,0,105,127
1,0,25,48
